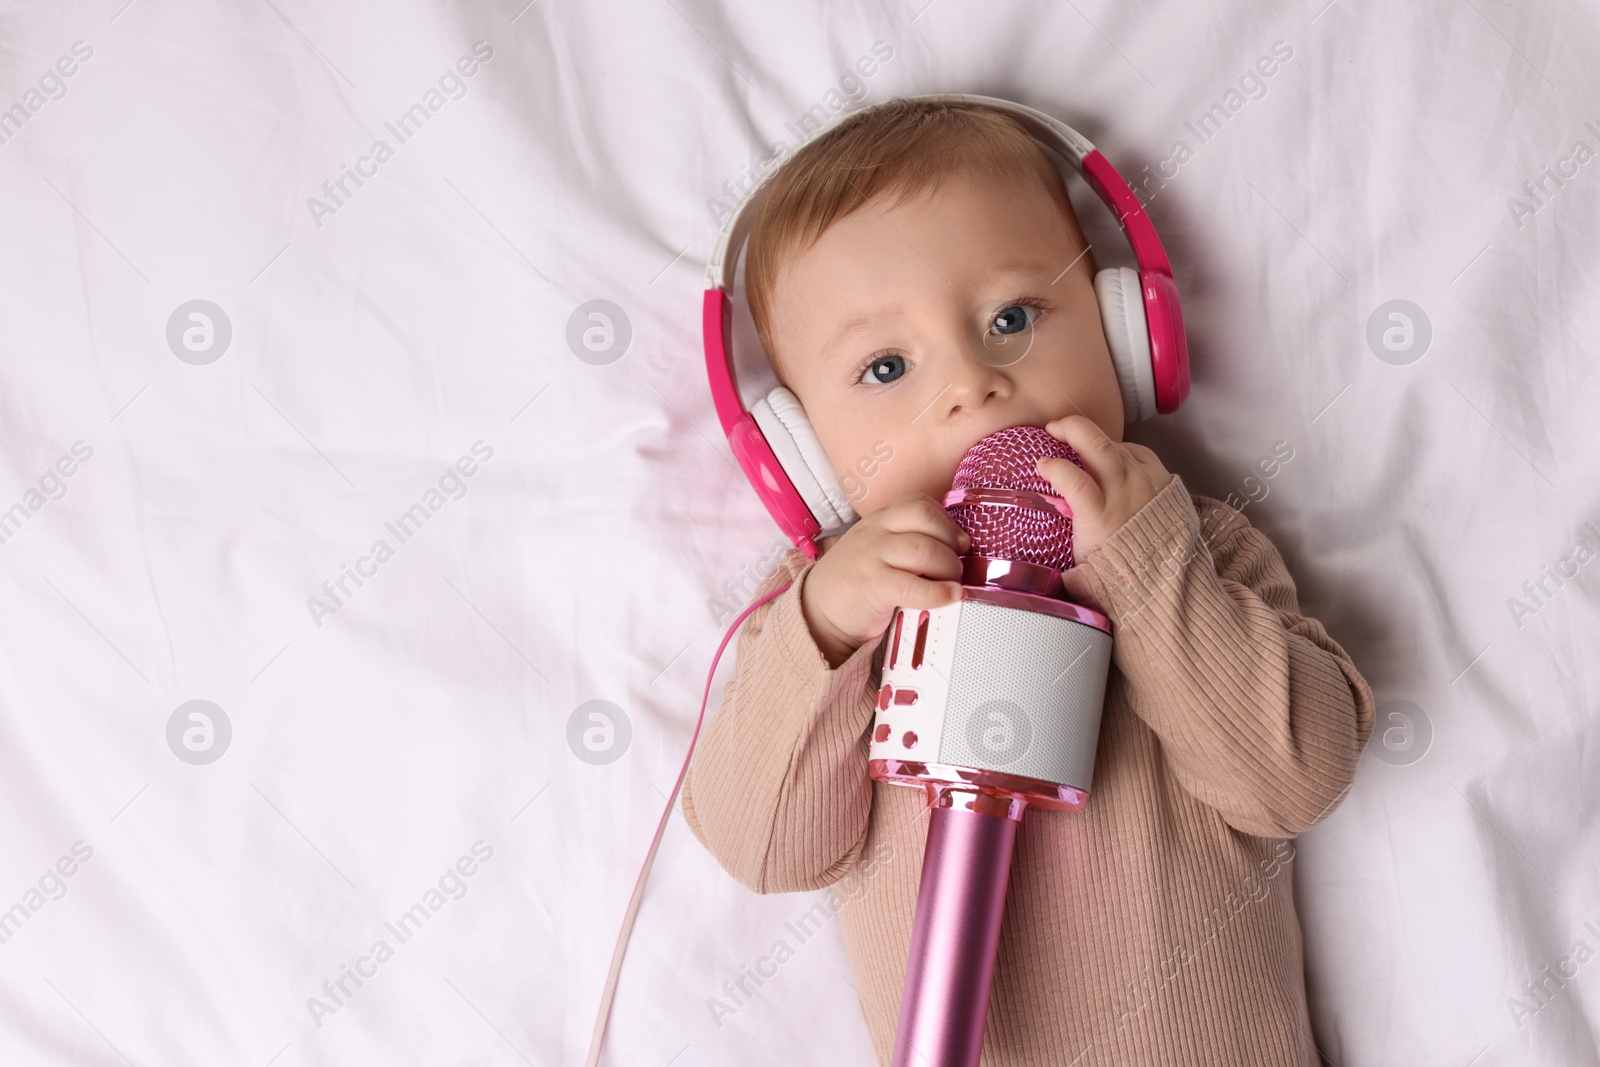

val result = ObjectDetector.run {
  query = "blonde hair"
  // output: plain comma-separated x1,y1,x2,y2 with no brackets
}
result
744,97,1083,379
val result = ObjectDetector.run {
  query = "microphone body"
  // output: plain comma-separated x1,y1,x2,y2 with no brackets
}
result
869,426,1113,1067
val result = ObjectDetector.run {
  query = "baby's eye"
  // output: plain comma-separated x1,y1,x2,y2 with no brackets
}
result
860,354,908,386
990,303,1040,336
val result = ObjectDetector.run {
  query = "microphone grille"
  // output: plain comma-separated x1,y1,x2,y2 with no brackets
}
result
948,425,1082,570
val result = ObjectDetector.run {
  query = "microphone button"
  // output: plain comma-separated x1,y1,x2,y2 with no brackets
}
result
874,723,892,743
902,731,918,749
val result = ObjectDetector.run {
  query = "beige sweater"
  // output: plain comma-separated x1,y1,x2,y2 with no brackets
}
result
682,474,1375,1065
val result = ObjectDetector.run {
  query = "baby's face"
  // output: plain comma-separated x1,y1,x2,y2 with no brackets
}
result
767,167,1125,522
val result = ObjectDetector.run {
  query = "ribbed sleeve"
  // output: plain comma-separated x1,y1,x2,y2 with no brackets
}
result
682,549,885,893
1074,475,1376,837
681,480,1377,1065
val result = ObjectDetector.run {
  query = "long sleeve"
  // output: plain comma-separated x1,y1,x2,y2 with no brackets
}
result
681,547,884,894
1071,474,1376,838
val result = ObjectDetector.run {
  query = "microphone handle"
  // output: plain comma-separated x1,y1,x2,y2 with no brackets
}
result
892,790,1024,1067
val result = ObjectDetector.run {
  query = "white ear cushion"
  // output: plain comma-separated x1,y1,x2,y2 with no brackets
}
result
1095,267,1158,424
750,387,860,533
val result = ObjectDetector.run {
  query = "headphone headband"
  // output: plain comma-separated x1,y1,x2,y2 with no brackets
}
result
707,93,1158,288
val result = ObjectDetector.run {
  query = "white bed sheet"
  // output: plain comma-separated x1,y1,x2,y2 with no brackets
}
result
0,0,1596,1064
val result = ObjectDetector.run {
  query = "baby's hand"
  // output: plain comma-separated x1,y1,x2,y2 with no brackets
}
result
801,495,970,670
1034,415,1174,560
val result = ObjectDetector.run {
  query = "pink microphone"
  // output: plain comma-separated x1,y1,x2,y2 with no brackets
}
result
869,425,1113,1067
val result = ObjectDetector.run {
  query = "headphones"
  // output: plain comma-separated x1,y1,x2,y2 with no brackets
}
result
703,93,1190,562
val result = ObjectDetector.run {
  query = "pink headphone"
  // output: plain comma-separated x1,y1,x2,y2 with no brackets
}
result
703,93,1190,562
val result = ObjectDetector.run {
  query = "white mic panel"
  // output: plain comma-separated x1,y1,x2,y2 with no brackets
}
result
869,599,1111,793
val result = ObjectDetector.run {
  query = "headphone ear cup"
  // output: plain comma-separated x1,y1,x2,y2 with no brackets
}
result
1095,267,1158,424
749,386,860,533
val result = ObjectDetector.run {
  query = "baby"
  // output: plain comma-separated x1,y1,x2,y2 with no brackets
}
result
682,98,1375,1065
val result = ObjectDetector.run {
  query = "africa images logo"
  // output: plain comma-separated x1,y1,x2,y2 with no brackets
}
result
305,442,494,628
305,42,495,229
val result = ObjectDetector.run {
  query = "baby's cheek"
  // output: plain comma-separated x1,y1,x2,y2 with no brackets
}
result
832,440,910,510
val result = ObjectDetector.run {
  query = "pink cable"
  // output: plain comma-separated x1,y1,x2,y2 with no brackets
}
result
584,578,795,1067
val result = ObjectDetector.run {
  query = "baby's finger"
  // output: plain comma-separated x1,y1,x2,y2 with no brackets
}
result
880,494,971,554
880,531,965,583
1035,451,1103,515
1044,415,1121,486
875,563,964,609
